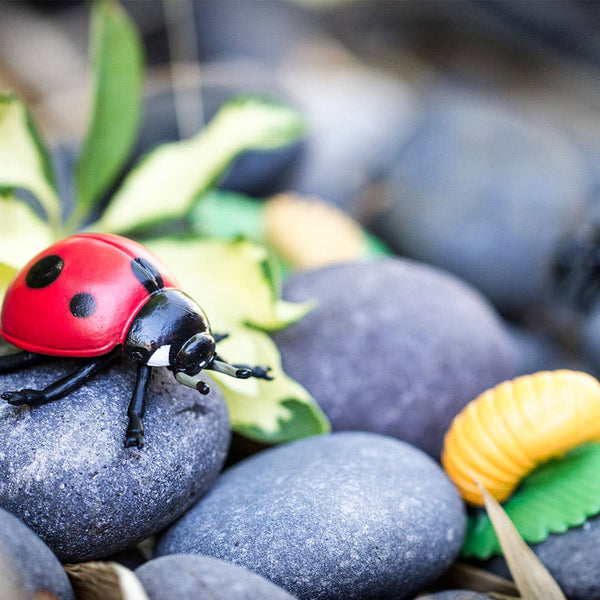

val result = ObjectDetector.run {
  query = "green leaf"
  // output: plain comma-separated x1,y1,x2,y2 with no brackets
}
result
210,326,329,443
0,93,60,231
145,237,329,443
73,0,143,228
147,237,313,332
462,443,600,560
95,97,306,233
0,195,54,269
0,262,17,307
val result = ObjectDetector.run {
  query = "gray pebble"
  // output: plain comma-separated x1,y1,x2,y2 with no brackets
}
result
136,555,297,600
369,88,589,316
0,506,74,599
0,360,230,562
157,432,466,600
272,259,516,457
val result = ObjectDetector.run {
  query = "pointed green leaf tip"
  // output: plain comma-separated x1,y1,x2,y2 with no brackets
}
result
74,0,143,228
95,96,306,234
0,93,60,232
462,443,600,559
146,237,328,444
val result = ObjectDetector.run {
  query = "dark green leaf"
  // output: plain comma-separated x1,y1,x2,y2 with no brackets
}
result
74,0,143,228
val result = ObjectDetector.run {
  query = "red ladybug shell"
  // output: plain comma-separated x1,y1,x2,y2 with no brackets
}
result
0,233,179,357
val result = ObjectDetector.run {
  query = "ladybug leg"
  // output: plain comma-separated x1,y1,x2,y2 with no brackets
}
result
213,333,229,344
1,350,118,406
0,351,45,374
124,365,152,449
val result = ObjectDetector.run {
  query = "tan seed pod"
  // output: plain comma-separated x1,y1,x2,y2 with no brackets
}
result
442,370,600,505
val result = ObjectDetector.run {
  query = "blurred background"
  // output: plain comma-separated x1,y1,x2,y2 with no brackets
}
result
3,0,600,370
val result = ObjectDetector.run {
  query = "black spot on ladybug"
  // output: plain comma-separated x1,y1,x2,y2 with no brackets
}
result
131,258,164,294
69,293,97,318
25,255,64,289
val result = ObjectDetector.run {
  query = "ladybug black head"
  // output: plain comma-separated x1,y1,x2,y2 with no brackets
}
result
173,333,215,376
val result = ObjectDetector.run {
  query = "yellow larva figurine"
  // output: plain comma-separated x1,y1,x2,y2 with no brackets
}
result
442,370,600,505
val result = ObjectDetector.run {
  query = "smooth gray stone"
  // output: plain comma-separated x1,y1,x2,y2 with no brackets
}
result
272,259,516,458
157,432,466,600
136,555,297,600
0,507,74,600
484,515,600,600
369,88,589,316
0,360,230,563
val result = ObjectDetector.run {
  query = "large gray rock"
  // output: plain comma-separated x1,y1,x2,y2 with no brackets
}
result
0,360,230,562
136,555,297,600
272,259,516,457
0,507,74,600
368,88,589,316
156,432,466,600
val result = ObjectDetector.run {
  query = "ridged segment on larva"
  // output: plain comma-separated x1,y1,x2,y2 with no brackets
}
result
442,370,600,505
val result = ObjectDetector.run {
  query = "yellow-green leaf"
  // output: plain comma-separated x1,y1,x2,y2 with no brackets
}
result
145,236,328,443
0,262,17,307
0,93,60,231
211,326,330,443
73,0,143,228
95,97,306,234
0,195,53,270
147,237,313,331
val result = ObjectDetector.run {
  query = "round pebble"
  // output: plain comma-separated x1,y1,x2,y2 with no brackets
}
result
369,88,589,316
272,259,516,457
157,432,466,600
136,555,297,600
0,506,74,600
0,359,230,562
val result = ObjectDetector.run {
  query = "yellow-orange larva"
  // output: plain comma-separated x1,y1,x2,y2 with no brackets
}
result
441,370,600,505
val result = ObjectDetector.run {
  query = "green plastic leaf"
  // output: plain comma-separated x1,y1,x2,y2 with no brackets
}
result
94,97,306,233
462,443,600,560
145,237,329,443
147,237,313,331
0,195,54,269
0,93,60,231
0,262,17,307
73,0,143,228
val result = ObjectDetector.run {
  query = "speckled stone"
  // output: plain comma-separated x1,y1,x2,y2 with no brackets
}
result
369,88,588,316
0,507,74,600
136,555,297,600
272,259,516,458
0,359,230,563
484,515,600,600
157,432,466,600
416,593,493,600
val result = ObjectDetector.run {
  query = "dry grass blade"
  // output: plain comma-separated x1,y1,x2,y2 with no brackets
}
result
440,562,519,595
475,479,566,600
64,562,148,600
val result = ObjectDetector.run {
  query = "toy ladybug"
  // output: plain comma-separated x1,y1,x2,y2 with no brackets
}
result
0,233,272,449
